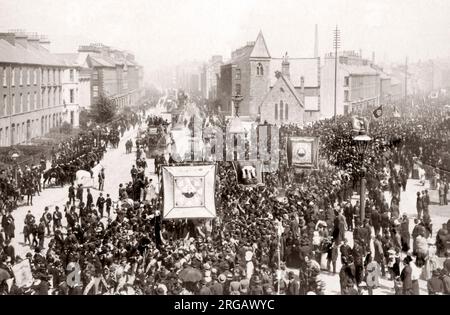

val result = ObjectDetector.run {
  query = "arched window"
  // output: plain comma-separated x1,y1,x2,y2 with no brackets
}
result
285,103,289,121
256,63,264,76
274,103,278,120
280,100,284,121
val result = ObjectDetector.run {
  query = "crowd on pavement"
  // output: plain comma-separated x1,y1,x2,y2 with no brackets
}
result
0,98,449,295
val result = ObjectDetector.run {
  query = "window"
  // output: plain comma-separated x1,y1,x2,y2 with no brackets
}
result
235,69,241,80
2,95,6,116
20,93,23,113
11,67,15,86
344,90,349,102
11,94,15,114
70,69,74,82
256,63,264,76
48,89,51,107
47,69,50,84
27,68,30,85
285,103,289,121
19,68,23,85
2,67,6,87
69,89,74,103
53,69,56,84
275,103,278,120
280,100,284,121
33,92,37,110
34,69,37,85
93,85,98,97
53,88,56,106
92,71,99,80
27,93,30,112
344,76,349,87
235,83,241,95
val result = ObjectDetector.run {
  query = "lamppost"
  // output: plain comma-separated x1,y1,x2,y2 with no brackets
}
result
353,130,372,222
11,152,19,184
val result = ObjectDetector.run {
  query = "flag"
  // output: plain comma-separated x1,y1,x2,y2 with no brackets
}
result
372,105,383,119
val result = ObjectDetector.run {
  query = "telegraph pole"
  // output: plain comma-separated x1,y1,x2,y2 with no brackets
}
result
404,57,408,103
333,26,341,122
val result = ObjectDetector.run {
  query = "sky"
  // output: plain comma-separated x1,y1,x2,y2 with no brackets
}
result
1,0,450,81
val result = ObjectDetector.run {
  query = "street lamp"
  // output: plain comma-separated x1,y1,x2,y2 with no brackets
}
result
353,131,372,222
11,152,19,184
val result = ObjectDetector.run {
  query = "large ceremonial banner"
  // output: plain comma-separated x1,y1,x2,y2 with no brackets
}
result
233,160,263,186
12,259,33,288
287,137,319,168
162,165,216,219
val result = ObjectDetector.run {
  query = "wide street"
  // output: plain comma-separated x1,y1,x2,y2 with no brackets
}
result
8,107,164,258
4,98,449,295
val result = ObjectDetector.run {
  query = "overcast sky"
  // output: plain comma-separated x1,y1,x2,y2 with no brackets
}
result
1,0,450,78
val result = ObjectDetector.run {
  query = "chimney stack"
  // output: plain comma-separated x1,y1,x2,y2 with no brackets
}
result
281,52,290,80
12,30,28,48
314,24,319,58
39,35,50,51
27,33,40,47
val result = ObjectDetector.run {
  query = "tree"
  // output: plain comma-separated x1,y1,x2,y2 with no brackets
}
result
91,95,118,124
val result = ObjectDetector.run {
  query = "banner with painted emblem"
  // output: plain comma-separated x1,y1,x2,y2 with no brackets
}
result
232,160,263,186
162,165,216,219
12,259,33,288
287,137,319,169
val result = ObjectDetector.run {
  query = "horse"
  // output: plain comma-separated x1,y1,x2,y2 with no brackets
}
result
43,167,65,188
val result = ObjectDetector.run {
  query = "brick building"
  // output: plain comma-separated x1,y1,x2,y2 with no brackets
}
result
0,31,70,146
78,43,144,109
218,32,320,125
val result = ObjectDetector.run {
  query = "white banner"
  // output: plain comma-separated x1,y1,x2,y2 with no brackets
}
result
162,165,216,219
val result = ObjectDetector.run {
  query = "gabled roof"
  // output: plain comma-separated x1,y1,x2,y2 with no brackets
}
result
270,57,319,87
261,74,304,108
250,31,270,59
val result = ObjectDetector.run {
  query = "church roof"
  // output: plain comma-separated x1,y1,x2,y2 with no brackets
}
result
250,31,271,59
261,73,304,108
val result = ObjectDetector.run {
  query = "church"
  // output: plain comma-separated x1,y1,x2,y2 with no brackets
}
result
217,31,320,125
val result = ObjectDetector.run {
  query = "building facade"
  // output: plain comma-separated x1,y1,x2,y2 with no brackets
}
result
218,32,319,124
201,55,223,100
78,43,144,109
321,51,380,117
0,32,72,146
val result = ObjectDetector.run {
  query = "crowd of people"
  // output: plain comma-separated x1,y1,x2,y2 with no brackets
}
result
0,97,449,295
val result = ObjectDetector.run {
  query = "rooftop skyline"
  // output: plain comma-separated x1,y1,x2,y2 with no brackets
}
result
1,0,450,78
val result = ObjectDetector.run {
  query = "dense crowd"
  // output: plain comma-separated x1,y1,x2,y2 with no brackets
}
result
0,99,449,295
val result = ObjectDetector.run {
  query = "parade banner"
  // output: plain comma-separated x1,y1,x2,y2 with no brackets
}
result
162,165,216,219
287,137,319,169
12,259,33,288
232,160,263,186
148,127,158,135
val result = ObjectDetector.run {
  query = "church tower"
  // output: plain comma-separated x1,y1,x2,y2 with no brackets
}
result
248,31,271,118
